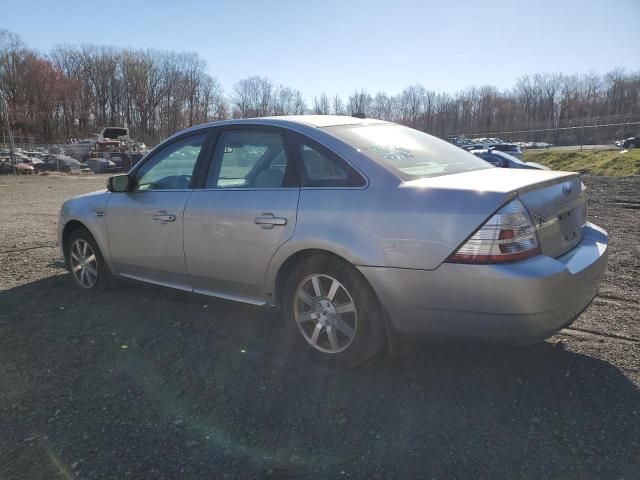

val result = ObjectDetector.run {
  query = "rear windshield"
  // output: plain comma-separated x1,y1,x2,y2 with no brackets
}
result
326,124,492,179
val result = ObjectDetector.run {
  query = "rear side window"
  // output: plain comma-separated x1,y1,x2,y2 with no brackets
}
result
292,137,365,187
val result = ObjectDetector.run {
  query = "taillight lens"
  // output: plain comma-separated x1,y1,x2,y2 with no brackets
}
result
448,199,540,264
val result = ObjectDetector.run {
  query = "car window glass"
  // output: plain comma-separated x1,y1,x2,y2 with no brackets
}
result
207,130,289,189
327,124,491,179
300,144,348,182
479,153,502,167
135,134,205,191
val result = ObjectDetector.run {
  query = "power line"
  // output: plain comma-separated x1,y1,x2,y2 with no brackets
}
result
460,121,640,137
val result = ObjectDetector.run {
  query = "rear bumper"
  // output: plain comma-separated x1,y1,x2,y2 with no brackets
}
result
359,223,608,344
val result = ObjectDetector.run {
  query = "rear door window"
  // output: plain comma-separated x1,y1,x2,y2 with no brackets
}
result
205,130,293,189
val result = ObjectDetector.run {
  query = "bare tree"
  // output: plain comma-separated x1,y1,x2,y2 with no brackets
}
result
2,29,640,146
332,94,345,115
348,89,372,117
232,76,275,118
313,93,330,115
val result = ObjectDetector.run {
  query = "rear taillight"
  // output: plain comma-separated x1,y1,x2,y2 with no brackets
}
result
448,199,540,264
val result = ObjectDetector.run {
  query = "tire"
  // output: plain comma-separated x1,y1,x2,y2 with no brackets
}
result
66,228,111,291
282,256,385,366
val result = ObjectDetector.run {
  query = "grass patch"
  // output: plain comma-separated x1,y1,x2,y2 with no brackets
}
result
523,149,640,176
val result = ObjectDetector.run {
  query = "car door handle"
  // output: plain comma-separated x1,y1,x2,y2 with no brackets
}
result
153,211,176,224
254,213,287,229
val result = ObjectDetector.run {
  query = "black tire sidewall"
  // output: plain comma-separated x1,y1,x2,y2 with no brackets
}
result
282,256,385,366
66,228,109,292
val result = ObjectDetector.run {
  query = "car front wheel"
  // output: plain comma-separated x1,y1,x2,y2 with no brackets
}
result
66,228,110,291
282,256,385,366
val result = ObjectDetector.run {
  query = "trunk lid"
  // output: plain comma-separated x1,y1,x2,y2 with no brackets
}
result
518,173,585,258
403,168,586,258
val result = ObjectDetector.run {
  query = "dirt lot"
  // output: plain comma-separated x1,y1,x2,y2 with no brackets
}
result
0,174,638,479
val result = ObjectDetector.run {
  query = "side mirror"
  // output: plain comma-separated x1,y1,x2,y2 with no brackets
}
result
107,174,132,192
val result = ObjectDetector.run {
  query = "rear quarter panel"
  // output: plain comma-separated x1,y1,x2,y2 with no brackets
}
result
265,184,510,295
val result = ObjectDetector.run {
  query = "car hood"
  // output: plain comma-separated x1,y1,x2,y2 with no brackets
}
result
73,189,108,200
62,189,109,219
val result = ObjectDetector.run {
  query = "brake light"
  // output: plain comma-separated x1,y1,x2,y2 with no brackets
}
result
448,198,540,264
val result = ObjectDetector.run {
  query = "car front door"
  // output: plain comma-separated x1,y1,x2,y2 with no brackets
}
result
106,132,209,289
184,127,299,303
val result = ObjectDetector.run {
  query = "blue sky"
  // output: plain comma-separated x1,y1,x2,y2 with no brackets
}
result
2,0,639,100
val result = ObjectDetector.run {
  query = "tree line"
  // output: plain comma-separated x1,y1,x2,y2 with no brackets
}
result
1,29,639,146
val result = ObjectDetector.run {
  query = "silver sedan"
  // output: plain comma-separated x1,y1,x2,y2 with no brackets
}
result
58,116,608,365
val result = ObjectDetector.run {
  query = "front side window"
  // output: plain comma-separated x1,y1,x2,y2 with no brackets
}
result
327,124,492,179
206,130,290,188
134,134,206,191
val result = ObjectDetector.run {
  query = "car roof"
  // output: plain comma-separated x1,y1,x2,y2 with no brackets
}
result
258,115,389,128
161,115,392,151
181,115,389,134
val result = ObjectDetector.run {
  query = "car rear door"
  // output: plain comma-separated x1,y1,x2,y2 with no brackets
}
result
106,132,209,289
183,126,299,303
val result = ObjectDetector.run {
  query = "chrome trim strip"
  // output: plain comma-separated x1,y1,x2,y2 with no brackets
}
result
119,273,192,292
193,288,267,307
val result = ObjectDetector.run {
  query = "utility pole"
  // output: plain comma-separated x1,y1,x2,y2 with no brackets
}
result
1,95,18,175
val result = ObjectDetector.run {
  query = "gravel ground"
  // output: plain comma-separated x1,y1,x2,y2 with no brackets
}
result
0,174,638,479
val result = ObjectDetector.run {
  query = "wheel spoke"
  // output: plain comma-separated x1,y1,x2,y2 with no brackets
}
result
334,317,355,338
297,311,317,323
297,289,315,306
336,302,356,315
310,275,323,297
72,263,82,273
82,241,88,257
294,273,358,354
80,268,87,285
71,252,81,263
85,254,96,264
310,322,323,345
327,279,339,301
327,326,339,350
85,263,97,276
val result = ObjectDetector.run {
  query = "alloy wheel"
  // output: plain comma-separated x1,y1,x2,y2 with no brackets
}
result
69,238,98,289
294,273,357,354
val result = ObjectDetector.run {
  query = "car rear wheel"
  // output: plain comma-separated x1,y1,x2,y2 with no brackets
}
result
66,229,110,291
282,256,385,366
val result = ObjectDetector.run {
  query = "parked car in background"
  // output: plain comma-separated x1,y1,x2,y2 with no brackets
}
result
0,154,36,174
471,149,549,170
36,155,91,174
520,142,553,149
464,141,523,159
615,135,640,149
84,158,121,174
15,162,35,174
26,151,45,161
0,158,15,174
58,115,608,365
